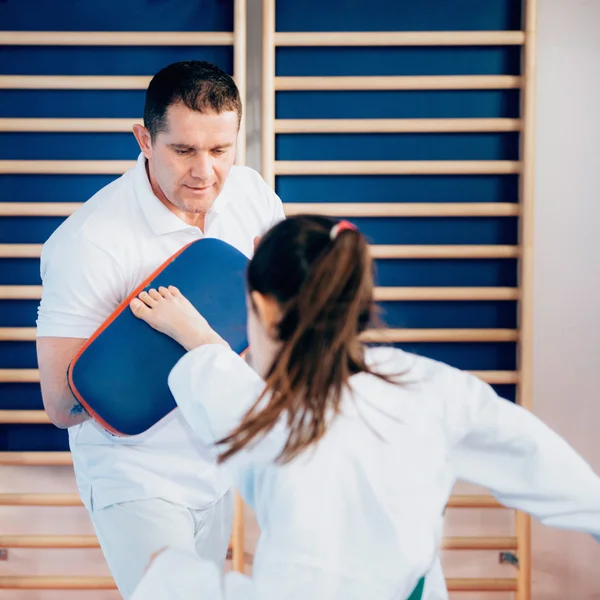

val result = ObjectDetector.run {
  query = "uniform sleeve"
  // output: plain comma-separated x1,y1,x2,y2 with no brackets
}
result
168,344,286,503
36,233,126,338
449,371,600,541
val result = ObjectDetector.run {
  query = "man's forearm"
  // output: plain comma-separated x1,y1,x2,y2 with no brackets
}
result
37,337,91,428
43,385,91,429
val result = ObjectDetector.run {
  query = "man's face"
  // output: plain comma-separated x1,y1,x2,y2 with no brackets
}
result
142,102,239,215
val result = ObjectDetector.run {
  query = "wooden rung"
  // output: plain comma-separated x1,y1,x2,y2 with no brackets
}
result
0,327,519,343
0,369,39,383
0,535,99,548
373,287,519,301
0,244,43,257
0,286,42,299
284,202,520,217
0,492,502,508
0,159,521,176
274,31,525,47
0,534,517,550
0,118,140,133
447,495,503,508
0,575,515,591
0,202,521,218
0,76,152,90
362,328,518,343
0,203,80,217
0,411,50,424
0,328,36,341
274,160,522,176
274,75,523,91
3,540,246,565
0,576,115,590
0,285,520,302
0,576,516,591
471,370,519,385
0,494,82,506
0,243,520,260
369,245,520,259
0,452,72,466
0,536,238,554
274,118,522,133
447,579,517,592
0,31,234,46
0,118,522,134
0,160,135,175
442,536,517,550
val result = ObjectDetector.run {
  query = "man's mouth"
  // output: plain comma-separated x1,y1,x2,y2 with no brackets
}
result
184,184,213,193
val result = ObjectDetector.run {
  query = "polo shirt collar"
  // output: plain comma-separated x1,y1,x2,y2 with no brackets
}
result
132,153,230,236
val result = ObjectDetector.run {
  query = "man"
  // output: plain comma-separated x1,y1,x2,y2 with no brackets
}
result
36,60,285,598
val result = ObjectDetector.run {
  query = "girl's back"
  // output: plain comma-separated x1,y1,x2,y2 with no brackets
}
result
251,346,462,600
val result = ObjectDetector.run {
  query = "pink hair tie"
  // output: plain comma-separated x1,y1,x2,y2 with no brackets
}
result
330,220,357,240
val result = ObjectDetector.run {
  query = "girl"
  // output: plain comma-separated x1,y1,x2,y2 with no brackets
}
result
129,215,600,600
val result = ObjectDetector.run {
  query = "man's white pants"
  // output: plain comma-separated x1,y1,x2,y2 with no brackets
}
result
131,548,253,600
90,491,234,599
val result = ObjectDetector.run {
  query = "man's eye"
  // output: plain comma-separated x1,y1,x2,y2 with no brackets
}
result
175,149,191,156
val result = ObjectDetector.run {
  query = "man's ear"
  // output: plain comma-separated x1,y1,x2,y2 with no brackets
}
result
132,124,153,160
253,236,261,253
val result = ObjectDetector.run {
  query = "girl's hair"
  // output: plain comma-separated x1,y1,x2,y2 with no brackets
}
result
217,215,388,464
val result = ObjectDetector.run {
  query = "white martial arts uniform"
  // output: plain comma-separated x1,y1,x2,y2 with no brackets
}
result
132,344,600,600
36,153,284,598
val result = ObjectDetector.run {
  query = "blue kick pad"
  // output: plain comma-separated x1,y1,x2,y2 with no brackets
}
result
67,238,249,436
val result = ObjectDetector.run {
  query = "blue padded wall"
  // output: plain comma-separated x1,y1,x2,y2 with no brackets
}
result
273,0,522,403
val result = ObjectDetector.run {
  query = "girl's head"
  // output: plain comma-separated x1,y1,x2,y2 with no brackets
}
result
246,215,373,378
218,215,381,463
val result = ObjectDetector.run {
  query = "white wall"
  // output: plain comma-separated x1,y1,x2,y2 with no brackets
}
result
532,0,600,597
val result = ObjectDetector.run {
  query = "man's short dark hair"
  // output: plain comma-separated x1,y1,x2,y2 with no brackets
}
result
144,61,242,140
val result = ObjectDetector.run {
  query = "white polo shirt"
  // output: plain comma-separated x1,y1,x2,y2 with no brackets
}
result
36,153,285,512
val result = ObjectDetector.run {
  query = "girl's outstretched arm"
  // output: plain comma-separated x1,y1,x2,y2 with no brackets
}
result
449,370,600,542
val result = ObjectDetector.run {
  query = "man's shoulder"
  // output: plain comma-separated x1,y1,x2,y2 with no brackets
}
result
82,169,138,220
42,172,140,255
